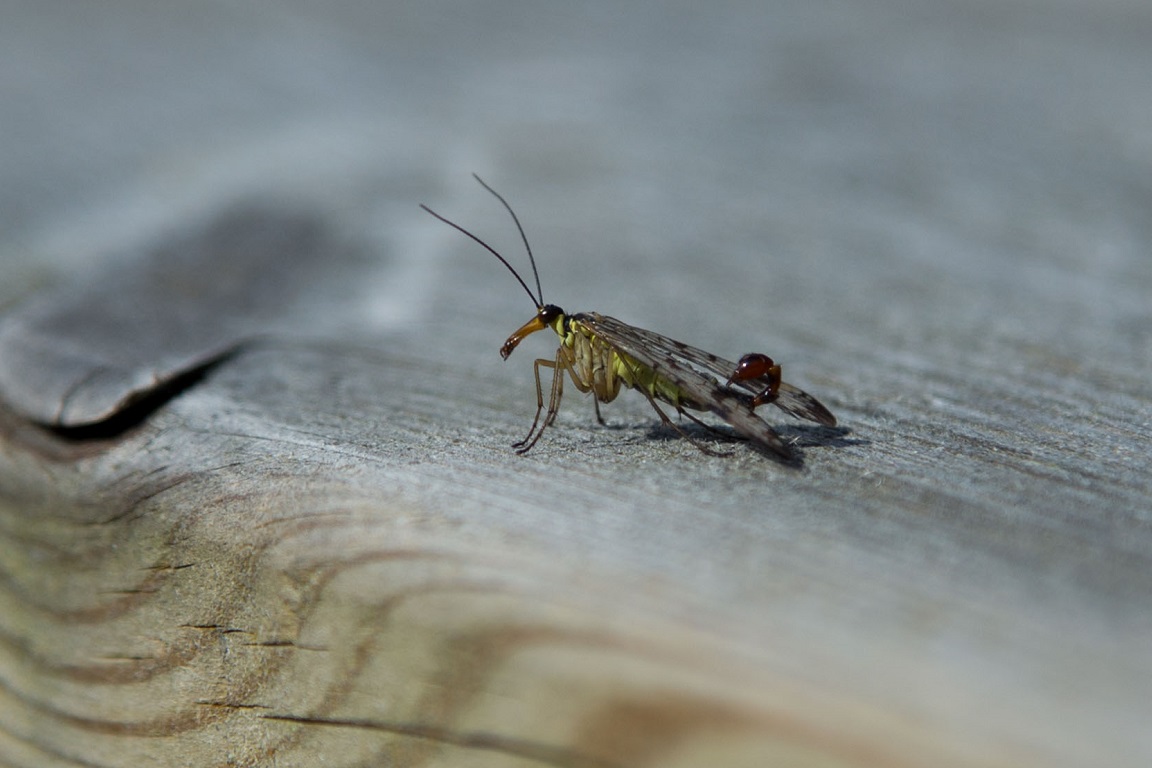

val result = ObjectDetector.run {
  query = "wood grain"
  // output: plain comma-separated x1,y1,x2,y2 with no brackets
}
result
2,331,1148,766
0,374,928,768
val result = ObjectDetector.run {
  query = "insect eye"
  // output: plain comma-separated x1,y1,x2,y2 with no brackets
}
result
539,304,564,323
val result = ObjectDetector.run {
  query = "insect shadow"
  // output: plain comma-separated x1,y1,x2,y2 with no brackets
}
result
639,417,854,464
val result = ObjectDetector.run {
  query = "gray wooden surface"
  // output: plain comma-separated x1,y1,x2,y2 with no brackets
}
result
1,1,1150,766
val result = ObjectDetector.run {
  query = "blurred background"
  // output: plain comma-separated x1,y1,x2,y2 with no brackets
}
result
5,0,1149,380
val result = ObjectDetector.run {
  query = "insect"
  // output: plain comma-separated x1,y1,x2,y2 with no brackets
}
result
420,175,837,461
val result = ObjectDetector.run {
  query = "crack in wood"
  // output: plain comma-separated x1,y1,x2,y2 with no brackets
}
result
261,713,627,768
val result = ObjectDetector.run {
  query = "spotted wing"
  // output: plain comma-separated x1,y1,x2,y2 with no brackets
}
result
630,334,835,427
578,314,836,426
773,382,837,427
574,313,795,459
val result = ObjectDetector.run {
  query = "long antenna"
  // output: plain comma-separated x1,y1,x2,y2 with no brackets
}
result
420,203,542,309
470,174,544,306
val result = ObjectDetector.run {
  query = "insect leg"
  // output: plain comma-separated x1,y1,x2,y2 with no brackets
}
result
633,382,735,458
544,342,590,428
544,353,564,427
514,348,568,454
592,396,605,425
512,356,557,450
678,407,739,441
601,350,730,456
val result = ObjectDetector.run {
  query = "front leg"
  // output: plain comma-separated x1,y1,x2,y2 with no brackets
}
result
548,342,594,427
512,355,559,451
513,345,597,454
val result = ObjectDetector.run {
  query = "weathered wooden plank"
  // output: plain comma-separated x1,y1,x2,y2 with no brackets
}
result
1,323,1149,766
2,1,1151,767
